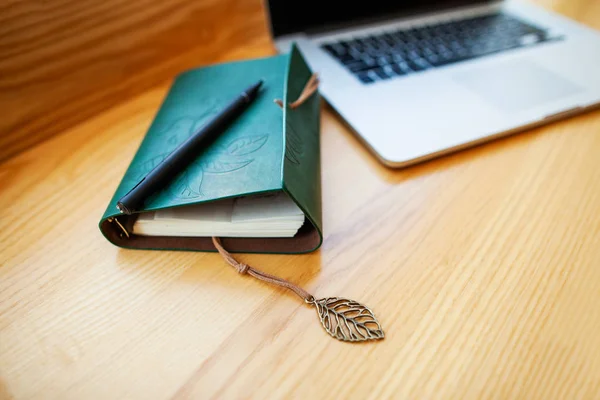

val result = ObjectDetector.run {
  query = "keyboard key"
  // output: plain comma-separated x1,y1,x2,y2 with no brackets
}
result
454,47,469,58
360,56,378,68
408,58,430,71
391,53,406,63
376,55,393,66
348,47,362,59
357,72,374,84
449,41,463,51
435,43,450,54
391,62,412,75
322,44,336,55
406,50,421,61
364,46,381,57
372,67,392,80
381,33,397,46
347,61,370,73
392,31,409,43
382,65,396,77
337,54,357,64
424,52,440,65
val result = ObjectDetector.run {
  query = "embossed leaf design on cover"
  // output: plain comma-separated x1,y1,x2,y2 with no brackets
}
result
226,135,268,156
173,168,203,198
285,122,303,165
201,159,253,174
125,115,270,200
314,297,384,342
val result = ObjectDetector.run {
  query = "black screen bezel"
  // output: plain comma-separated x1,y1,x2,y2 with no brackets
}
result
266,1,497,38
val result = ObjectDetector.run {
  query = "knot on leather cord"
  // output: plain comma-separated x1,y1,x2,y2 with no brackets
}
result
212,237,249,274
236,263,249,274
211,237,314,301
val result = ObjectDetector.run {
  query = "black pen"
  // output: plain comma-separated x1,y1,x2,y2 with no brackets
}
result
116,79,264,214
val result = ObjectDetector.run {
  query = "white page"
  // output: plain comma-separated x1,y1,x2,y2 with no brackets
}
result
232,193,304,223
155,198,233,222
132,192,305,238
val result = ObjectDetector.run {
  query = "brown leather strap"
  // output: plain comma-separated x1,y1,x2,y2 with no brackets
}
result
209,75,320,301
274,73,319,109
212,237,314,301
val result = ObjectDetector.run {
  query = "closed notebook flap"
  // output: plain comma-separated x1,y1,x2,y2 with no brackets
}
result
100,47,322,254
281,44,323,251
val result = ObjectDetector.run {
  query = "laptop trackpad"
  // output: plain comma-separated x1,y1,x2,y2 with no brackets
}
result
453,59,581,113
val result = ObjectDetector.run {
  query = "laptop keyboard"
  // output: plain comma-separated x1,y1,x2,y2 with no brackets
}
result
320,13,563,84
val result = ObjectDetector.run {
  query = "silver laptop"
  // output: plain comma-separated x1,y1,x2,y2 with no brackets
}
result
265,0,600,167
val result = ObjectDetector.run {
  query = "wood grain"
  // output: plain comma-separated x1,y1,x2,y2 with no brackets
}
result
1,1,600,399
0,0,274,162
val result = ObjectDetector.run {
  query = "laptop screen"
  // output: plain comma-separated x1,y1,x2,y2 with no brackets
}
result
266,1,495,37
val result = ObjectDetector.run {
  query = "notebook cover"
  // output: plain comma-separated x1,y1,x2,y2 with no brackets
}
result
99,45,322,254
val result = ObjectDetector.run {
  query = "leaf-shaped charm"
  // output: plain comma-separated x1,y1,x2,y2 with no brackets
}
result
311,297,384,342
226,135,268,156
202,159,252,174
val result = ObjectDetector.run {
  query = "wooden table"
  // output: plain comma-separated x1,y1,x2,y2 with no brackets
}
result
2,1,600,399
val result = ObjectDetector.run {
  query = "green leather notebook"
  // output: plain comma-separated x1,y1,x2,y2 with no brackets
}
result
99,45,322,254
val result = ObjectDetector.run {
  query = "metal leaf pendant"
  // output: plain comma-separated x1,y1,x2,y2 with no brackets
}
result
308,297,385,342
